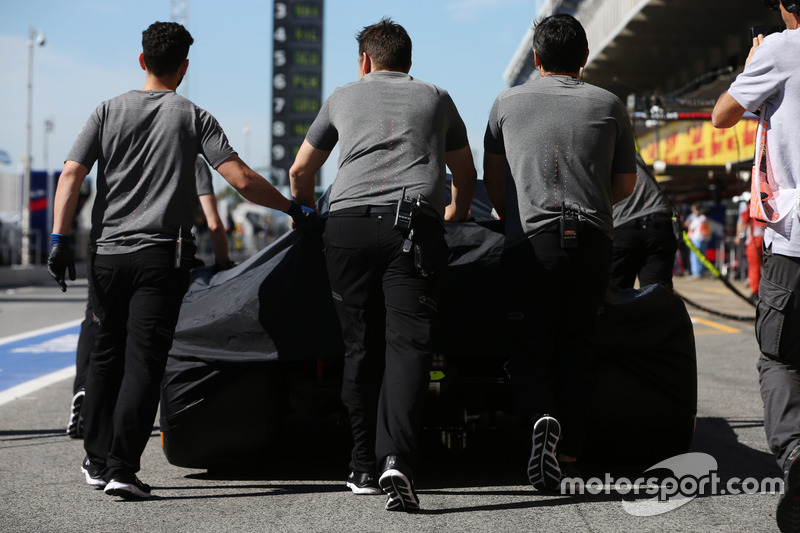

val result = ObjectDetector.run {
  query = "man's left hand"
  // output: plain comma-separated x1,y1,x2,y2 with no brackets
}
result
47,242,76,292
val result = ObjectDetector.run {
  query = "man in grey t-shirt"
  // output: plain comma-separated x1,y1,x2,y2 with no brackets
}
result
194,157,233,271
483,14,635,492
611,153,677,289
47,22,307,500
290,18,476,512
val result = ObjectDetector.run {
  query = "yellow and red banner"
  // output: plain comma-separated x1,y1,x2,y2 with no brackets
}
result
639,119,758,167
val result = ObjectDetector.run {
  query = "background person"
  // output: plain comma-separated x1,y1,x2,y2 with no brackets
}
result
711,1,800,530
483,13,636,492
290,18,476,512
66,155,233,439
686,203,712,278
611,152,678,289
47,21,309,500
735,199,766,303
194,157,234,271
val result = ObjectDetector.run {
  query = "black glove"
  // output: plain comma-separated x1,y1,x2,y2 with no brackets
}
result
213,259,236,274
286,201,317,228
47,242,76,292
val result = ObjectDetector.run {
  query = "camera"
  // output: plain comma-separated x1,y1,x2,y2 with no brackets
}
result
750,24,781,39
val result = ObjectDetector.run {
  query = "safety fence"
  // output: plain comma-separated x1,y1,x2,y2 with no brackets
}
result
678,231,756,321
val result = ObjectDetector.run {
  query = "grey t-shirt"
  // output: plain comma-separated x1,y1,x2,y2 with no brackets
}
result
305,71,469,219
613,153,671,226
67,90,236,254
484,75,636,245
195,157,214,197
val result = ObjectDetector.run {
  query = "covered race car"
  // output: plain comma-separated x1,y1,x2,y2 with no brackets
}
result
160,181,696,471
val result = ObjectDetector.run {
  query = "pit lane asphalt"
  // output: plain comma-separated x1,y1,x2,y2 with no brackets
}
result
0,269,783,532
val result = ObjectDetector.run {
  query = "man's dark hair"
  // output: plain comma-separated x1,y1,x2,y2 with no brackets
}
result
356,18,412,71
532,14,588,74
141,22,194,77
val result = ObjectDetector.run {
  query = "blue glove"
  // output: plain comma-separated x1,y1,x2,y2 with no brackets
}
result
286,201,317,228
47,234,76,292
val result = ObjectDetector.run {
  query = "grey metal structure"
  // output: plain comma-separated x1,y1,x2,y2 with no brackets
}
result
505,0,781,104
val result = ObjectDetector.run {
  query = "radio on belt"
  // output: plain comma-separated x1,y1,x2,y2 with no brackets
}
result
560,201,579,249
394,186,418,232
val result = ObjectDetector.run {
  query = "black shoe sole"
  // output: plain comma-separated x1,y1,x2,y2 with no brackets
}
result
379,470,419,512
528,416,561,491
67,391,85,439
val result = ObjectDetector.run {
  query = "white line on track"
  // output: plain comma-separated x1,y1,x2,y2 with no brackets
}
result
0,319,83,346
0,319,83,405
0,365,76,406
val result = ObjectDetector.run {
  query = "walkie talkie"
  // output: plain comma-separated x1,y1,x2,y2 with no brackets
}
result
560,202,578,249
394,186,416,233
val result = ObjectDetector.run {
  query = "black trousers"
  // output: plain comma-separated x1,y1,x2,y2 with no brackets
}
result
502,225,611,458
82,245,190,480
323,212,446,474
611,213,677,289
756,247,800,470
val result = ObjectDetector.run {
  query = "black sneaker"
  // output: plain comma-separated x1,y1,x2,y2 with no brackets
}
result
778,446,800,532
346,471,381,495
67,390,85,439
81,456,106,488
379,455,419,512
104,475,152,500
528,415,561,491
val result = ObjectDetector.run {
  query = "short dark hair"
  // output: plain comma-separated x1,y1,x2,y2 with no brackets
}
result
141,22,194,77
532,14,588,74
356,18,412,71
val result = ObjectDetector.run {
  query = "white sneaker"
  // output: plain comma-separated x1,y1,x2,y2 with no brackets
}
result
346,471,381,495
104,476,152,499
81,456,106,488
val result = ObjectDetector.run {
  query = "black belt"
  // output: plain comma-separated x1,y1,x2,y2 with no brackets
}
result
619,212,672,229
641,212,672,221
330,205,396,217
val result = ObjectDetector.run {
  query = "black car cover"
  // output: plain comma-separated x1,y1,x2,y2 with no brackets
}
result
160,180,695,470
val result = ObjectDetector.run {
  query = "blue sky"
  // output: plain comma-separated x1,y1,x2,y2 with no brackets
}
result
0,0,535,190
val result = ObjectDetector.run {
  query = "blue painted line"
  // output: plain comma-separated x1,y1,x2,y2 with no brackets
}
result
0,323,81,392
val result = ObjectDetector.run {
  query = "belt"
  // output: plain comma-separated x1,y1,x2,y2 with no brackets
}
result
641,212,672,221
618,212,672,229
330,205,396,217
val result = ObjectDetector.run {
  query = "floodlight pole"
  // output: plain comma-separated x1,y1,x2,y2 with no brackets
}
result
22,27,45,265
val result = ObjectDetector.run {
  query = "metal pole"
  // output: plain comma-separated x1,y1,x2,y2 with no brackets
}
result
22,27,44,265
22,28,34,265
45,118,53,242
